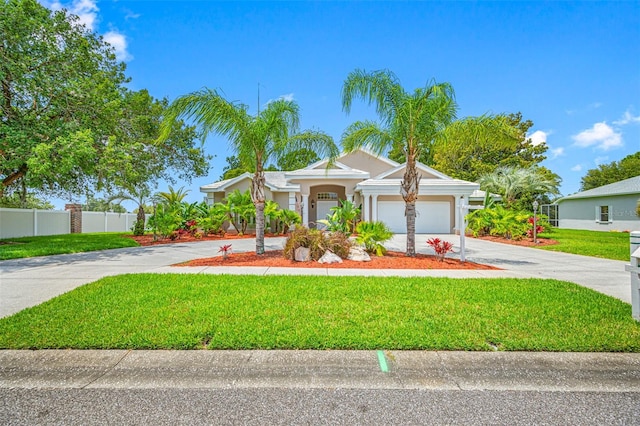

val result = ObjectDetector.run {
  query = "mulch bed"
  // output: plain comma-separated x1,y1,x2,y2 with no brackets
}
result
125,232,555,270
472,235,558,247
176,250,498,270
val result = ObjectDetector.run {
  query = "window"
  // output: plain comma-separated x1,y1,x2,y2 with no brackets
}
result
597,205,612,223
317,192,338,201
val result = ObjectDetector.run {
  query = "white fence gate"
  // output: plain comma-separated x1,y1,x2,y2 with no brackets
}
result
0,208,138,239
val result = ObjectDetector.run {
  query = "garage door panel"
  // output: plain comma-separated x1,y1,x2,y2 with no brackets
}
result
377,201,450,233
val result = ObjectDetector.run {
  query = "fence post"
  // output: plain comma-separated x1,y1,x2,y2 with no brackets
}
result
33,209,38,237
627,231,640,321
65,204,83,234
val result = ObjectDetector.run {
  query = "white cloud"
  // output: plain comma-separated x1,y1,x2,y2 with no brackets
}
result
527,130,548,147
103,31,132,62
124,9,141,20
265,93,295,106
571,164,582,172
572,122,622,151
550,147,564,159
565,102,602,116
42,0,99,30
594,156,609,165
613,109,640,126
41,0,133,62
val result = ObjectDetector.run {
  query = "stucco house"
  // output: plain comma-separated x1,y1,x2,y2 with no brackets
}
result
556,175,640,231
200,149,480,234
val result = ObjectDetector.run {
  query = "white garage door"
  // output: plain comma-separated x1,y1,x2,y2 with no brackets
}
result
377,201,450,233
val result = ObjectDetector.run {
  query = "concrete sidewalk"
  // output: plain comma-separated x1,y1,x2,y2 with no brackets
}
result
0,235,631,318
2,349,639,392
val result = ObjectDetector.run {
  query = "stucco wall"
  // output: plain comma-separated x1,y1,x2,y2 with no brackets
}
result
558,194,640,231
336,151,392,177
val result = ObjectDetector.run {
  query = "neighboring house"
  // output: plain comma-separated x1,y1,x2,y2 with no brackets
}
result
556,175,640,231
200,149,480,234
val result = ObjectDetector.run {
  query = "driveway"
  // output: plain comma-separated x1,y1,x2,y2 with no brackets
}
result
0,234,631,318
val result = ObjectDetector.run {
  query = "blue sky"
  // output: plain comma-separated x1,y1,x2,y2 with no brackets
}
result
43,1,640,207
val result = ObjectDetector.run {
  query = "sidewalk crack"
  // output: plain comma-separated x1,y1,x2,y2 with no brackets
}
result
81,350,131,389
436,351,462,390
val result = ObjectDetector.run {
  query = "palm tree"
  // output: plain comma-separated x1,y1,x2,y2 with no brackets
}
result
341,69,457,256
478,166,559,208
158,88,338,254
157,185,190,207
107,186,153,236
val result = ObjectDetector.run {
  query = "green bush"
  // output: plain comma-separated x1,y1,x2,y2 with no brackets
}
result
317,200,360,235
466,204,548,240
355,221,393,256
277,209,302,234
283,227,351,261
131,219,145,236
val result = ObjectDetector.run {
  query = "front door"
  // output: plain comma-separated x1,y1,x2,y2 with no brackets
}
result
315,191,339,230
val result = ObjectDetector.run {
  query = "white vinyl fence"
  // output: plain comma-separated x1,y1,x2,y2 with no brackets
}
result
0,208,138,239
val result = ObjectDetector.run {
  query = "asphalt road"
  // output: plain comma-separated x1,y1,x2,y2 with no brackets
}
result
2,388,639,425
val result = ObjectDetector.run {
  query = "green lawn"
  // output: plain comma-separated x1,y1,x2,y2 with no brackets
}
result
0,233,140,260
1,274,637,351
538,228,631,261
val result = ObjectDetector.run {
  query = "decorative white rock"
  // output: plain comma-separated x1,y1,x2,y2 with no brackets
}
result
347,246,371,262
318,250,343,264
294,247,311,262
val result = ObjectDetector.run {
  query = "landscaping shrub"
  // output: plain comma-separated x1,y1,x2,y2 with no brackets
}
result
355,221,393,256
426,237,454,261
317,200,360,235
324,231,352,259
277,209,302,234
131,219,145,236
466,204,549,240
283,227,351,261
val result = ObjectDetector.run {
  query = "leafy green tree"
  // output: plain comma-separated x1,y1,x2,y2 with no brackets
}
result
0,184,54,209
341,69,457,256
431,113,547,182
82,196,127,213
0,0,126,196
220,156,247,180
274,148,320,171
478,166,560,208
0,1,209,203
105,90,210,198
159,88,338,254
580,152,640,191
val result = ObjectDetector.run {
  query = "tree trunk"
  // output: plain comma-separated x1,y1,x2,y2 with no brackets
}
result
255,200,265,255
401,151,420,257
405,201,416,257
252,171,266,255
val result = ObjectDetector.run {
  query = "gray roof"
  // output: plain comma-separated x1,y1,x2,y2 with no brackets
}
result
558,175,640,201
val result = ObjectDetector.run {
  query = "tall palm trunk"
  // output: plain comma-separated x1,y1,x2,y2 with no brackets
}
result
401,152,420,257
251,171,266,255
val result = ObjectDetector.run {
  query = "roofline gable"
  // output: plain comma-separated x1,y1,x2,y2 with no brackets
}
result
373,161,453,180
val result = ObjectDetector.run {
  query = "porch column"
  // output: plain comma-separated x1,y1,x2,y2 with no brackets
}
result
301,194,309,227
288,192,297,211
346,193,354,203
362,193,370,222
371,194,379,222
454,195,461,235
